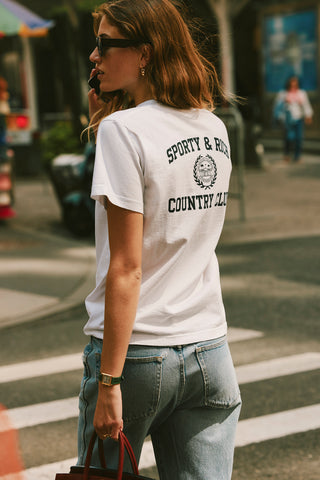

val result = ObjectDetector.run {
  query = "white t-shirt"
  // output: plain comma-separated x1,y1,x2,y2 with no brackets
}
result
275,89,313,120
84,100,232,346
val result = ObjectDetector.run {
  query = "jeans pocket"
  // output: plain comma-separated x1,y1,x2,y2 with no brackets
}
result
121,352,164,423
196,338,241,408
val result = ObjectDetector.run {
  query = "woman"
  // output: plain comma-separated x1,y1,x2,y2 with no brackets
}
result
78,1,241,479
274,76,313,163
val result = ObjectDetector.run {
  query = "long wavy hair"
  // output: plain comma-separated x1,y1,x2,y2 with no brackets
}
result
88,0,225,136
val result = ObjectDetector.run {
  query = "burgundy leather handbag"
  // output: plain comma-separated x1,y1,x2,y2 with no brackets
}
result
55,431,155,480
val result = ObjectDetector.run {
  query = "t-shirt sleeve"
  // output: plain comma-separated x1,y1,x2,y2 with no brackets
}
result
91,118,144,213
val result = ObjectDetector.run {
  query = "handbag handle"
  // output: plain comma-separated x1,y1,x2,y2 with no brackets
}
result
84,431,139,480
121,433,139,473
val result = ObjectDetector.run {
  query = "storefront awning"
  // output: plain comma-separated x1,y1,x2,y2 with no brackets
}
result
0,0,54,37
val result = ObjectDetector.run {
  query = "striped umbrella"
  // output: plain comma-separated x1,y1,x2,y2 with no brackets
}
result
0,0,54,37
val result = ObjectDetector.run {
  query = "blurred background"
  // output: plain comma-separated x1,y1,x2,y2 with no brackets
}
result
1,0,320,177
0,1,319,480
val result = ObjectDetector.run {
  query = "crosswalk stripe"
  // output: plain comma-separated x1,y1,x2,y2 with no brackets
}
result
24,442,156,480
0,353,83,384
228,327,263,342
24,458,78,480
0,398,78,433
2,352,319,432
0,473,25,480
23,439,156,480
235,404,320,447
236,352,320,384
0,327,263,384
9,403,320,480
23,444,157,480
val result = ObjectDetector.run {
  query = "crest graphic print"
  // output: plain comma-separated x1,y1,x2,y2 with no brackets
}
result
193,155,217,189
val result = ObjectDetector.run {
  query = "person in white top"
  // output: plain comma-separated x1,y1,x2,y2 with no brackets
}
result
77,1,241,479
274,76,313,163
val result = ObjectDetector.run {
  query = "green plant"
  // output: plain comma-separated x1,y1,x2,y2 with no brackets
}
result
41,121,82,166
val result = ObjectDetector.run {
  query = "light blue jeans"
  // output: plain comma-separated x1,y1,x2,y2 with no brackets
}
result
77,335,241,480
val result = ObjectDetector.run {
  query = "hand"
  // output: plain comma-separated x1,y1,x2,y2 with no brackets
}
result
93,383,123,441
305,116,312,125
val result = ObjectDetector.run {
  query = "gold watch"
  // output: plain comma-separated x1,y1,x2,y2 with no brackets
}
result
98,372,124,386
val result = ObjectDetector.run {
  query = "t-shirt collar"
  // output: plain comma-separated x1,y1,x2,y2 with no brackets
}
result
136,99,157,108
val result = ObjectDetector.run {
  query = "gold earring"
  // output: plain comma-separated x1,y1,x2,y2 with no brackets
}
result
140,67,146,77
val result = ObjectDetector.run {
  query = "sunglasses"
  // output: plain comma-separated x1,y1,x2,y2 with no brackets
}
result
96,36,146,57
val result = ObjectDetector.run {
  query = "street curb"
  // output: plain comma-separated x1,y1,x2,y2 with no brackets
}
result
0,268,95,329
0,226,96,330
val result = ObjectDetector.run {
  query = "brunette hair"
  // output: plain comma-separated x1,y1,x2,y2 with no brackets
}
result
285,76,300,90
88,0,225,136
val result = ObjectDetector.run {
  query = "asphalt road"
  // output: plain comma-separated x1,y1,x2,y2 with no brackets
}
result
1,234,319,479
1,156,320,479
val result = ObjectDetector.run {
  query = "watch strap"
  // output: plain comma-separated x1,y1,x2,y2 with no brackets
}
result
99,372,124,386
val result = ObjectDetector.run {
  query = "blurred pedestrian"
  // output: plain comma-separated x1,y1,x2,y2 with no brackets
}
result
274,76,313,163
0,77,10,154
77,1,241,479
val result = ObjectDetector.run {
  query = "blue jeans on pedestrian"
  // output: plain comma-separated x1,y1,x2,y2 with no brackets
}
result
284,118,304,161
77,335,241,480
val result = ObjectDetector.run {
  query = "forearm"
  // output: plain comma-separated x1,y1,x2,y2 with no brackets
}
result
100,266,141,376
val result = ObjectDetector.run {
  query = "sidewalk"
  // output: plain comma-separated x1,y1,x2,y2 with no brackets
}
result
0,179,96,329
0,225,96,328
221,152,320,243
0,152,319,329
